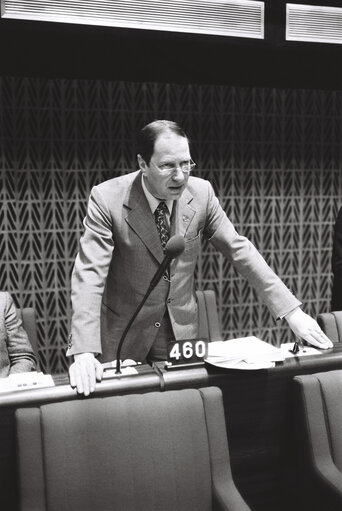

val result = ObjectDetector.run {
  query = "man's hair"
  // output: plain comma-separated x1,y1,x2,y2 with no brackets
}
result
137,120,188,164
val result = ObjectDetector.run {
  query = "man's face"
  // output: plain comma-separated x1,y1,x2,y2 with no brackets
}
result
139,132,191,200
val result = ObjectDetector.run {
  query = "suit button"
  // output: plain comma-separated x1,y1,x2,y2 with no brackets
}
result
154,322,161,328
167,298,172,304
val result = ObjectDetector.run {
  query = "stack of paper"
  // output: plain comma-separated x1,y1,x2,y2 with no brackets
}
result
0,371,55,393
205,336,285,370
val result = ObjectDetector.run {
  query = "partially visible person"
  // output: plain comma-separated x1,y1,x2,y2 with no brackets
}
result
332,206,342,310
0,292,37,377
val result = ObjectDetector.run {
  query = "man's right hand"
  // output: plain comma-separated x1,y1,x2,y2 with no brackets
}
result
69,353,103,396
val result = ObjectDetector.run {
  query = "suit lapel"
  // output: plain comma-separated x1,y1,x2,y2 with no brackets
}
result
124,173,165,264
172,188,196,238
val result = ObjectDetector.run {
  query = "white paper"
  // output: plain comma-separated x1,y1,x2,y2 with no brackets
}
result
102,367,138,378
0,371,55,393
102,359,141,370
205,336,284,370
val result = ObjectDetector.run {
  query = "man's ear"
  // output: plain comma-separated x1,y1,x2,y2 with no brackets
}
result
137,154,147,173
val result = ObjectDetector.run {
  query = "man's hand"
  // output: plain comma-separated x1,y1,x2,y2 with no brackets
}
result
69,353,103,396
285,308,333,349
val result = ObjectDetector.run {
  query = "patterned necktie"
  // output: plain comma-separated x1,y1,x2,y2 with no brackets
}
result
154,202,170,249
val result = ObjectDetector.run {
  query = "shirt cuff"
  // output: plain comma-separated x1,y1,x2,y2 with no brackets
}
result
280,305,301,320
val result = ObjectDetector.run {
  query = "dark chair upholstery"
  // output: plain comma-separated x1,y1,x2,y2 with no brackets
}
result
317,311,342,344
196,290,222,342
16,307,39,369
293,370,342,510
15,387,250,511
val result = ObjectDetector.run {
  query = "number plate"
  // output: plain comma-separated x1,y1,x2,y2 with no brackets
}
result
167,338,208,367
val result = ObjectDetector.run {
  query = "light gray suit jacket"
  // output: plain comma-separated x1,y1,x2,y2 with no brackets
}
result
68,171,301,362
0,292,36,377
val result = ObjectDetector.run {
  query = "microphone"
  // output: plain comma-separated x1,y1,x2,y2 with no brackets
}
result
115,235,185,373
148,235,186,290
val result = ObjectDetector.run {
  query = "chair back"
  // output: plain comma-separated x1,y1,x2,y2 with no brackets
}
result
317,311,342,344
294,370,342,509
295,370,342,469
15,387,249,511
196,289,222,342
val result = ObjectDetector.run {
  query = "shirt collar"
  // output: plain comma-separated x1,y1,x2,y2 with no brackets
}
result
141,174,173,215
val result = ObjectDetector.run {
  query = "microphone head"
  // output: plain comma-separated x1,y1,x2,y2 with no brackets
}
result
164,235,186,259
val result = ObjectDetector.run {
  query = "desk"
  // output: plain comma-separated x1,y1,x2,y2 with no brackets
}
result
2,346,342,511
160,346,342,510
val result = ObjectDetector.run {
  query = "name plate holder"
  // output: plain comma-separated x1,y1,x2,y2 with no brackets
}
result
165,338,208,371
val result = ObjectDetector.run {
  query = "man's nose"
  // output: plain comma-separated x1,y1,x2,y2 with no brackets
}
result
172,167,185,180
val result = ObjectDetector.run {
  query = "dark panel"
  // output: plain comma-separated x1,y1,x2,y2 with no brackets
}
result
0,0,341,90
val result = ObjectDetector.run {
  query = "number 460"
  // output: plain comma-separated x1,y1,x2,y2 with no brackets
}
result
169,340,206,360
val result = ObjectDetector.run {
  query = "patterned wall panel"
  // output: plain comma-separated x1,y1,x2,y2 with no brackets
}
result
0,77,341,373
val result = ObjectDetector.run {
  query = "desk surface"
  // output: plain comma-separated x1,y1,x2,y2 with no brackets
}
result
2,345,342,511
3,344,342,407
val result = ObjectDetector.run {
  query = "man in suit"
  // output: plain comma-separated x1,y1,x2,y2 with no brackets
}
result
68,120,332,395
0,292,36,377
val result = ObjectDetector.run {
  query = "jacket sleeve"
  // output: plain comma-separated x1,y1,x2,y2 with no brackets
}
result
203,181,301,319
67,186,114,357
5,293,37,374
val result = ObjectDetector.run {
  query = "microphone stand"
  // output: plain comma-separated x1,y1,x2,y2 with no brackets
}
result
115,235,185,374
115,281,157,374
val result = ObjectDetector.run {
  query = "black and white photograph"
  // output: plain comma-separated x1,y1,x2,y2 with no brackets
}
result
0,1,342,510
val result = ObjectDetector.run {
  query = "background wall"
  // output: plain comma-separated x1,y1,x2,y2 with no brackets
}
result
0,76,341,373
0,0,341,373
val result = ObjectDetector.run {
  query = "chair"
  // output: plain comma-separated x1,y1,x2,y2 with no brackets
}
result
16,307,40,368
317,311,342,344
15,387,250,511
196,290,222,342
293,370,342,510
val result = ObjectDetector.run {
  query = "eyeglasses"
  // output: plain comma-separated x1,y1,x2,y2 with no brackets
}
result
150,159,196,176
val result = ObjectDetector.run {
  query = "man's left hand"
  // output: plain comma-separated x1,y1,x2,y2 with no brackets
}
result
285,308,333,349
